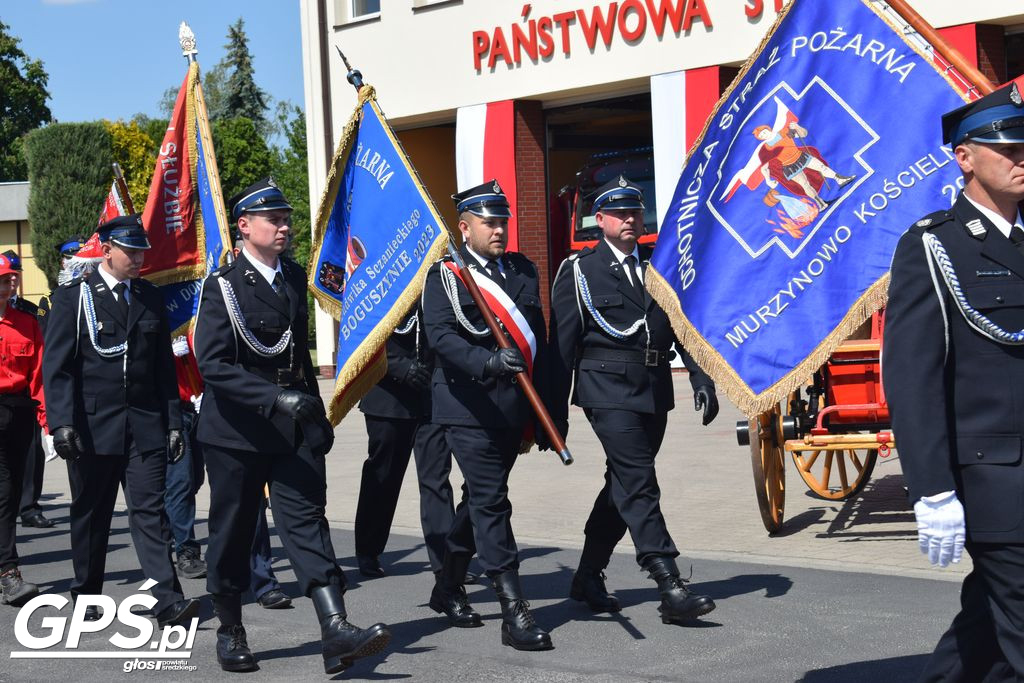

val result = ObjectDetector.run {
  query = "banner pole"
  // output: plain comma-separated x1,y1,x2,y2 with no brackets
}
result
112,163,135,214
335,48,573,465
884,0,995,96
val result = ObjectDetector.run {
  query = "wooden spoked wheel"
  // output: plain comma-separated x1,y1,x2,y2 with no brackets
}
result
749,404,786,534
791,447,878,501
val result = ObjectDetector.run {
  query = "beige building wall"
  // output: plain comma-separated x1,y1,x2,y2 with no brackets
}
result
0,182,48,304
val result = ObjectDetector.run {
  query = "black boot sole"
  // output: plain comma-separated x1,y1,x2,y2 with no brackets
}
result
158,599,201,628
500,628,554,651
218,657,259,673
323,625,391,674
428,595,483,628
660,600,716,624
569,586,621,613
1,585,40,607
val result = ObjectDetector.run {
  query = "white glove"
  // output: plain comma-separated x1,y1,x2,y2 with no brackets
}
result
913,491,965,568
190,393,203,414
42,432,58,463
171,335,190,357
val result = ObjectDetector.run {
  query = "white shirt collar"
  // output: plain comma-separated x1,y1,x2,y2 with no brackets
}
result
465,245,503,274
241,247,282,286
97,264,129,299
603,238,641,265
963,193,1024,239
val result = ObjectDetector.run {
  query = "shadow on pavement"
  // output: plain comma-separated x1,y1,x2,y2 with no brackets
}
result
799,653,929,681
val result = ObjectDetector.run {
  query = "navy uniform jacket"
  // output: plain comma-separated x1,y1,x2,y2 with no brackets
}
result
548,239,712,422
358,310,430,420
42,270,181,455
421,247,547,430
884,192,1024,543
193,251,323,453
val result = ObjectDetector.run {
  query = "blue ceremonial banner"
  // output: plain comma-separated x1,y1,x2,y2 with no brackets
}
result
647,0,970,416
310,86,450,423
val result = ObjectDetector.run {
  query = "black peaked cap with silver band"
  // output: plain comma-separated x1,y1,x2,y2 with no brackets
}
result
592,174,645,213
228,177,293,220
452,179,512,218
98,213,151,250
942,82,1024,146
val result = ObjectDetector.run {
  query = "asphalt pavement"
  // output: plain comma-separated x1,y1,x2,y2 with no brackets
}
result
0,375,966,681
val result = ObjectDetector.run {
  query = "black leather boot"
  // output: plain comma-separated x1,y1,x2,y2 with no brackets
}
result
311,585,391,674
570,566,620,613
429,553,482,628
0,567,39,607
644,556,715,624
492,571,553,651
212,594,257,672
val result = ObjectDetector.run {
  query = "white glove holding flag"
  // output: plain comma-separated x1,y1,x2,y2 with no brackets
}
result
190,393,203,414
913,491,965,568
171,336,190,357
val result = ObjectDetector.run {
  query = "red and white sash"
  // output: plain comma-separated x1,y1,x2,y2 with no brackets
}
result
442,261,537,375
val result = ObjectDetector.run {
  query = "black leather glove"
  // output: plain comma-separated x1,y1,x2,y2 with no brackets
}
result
167,429,185,464
694,385,719,426
403,360,431,392
483,348,527,378
52,426,85,461
274,390,322,425
534,422,552,452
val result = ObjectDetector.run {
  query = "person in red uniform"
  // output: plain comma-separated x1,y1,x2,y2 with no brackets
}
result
0,252,44,606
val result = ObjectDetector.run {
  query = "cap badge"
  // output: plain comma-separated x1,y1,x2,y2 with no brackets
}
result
267,177,278,188
492,181,501,193
1011,83,1023,107
618,176,628,188
135,216,143,225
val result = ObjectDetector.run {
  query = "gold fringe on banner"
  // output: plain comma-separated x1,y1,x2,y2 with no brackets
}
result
647,0,969,420
310,85,451,425
648,269,888,418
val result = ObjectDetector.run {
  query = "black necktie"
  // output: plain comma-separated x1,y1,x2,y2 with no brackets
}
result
113,282,129,322
624,255,645,302
485,260,506,291
272,272,290,309
1010,225,1024,254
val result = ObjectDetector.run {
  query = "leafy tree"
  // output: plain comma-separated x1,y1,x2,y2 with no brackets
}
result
272,103,310,267
221,19,270,137
158,63,227,121
211,116,274,202
104,120,157,209
130,113,170,153
0,20,52,181
23,123,111,288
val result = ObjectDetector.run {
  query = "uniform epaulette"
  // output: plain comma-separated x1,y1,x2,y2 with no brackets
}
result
60,275,86,288
12,298,38,315
209,260,237,278
909,210,953,235
571,246,596,260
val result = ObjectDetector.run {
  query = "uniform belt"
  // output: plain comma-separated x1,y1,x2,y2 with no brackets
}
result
580,347,672,367
244,365,306,388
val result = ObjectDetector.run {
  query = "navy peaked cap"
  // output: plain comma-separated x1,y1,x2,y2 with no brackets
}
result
942,82,1024,145
452,179,512,218
592,175,645,213
229,177,292,220
98,214,151,250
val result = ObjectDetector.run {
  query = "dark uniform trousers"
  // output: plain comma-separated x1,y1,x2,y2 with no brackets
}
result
549,240,713,570
356,318,457,571
421,249,547,576
42,271,184,612
0,403,34,568
884,194,1024,681
195,252,342,604
20,296,49,521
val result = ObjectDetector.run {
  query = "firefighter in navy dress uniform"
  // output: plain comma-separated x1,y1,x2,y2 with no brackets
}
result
884,84,1024,681
421,180,554,651
354,307,462,580
42,215,198,626
193,178,389,674
549,175,719,624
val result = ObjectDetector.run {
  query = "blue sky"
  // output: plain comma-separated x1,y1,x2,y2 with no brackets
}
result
3,0,306,123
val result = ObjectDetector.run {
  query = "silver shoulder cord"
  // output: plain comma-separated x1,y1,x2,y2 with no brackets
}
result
440,264,490,337
924,232,1024,344
218,277,292,357
572,258,648,341
79,284,127,357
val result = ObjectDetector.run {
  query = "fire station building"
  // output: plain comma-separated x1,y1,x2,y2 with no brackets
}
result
298,0,1024,373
